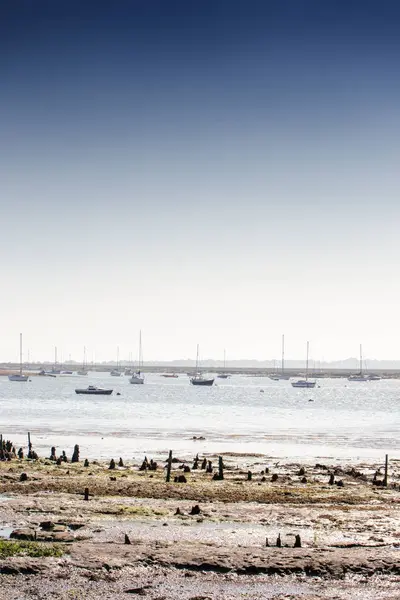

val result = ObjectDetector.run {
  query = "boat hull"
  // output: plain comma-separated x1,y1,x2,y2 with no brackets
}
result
8,374,28,382
75,389,113,395
217,374,229,379
191,378,214,386
291,380,316,388
130,377,144,384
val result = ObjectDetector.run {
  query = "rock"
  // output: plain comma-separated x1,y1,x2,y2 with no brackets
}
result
19,473,28,482
39,521,54,531
298,467,306,476
190,504,201,515
271,474,278,482
10,528,36,541
51,531,75,542
124,533,131,545
68,523,85,531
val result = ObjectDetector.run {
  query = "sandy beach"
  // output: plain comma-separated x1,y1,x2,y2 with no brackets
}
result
0,448,399,599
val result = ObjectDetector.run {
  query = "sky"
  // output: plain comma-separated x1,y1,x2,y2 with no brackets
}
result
1,0,400,364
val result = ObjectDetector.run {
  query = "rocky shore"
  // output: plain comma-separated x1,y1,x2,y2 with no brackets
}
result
0,444,399,599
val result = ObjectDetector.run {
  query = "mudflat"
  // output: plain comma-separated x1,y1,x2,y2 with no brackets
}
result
0,453,399,599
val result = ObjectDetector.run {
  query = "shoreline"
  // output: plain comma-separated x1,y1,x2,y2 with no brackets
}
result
0,447,399,598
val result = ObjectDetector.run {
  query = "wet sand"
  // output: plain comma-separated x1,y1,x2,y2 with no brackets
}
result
0,453,399,599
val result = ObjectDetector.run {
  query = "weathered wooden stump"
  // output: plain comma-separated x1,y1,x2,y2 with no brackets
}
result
166,450,172,483
119,457,124,467
20,472,28,482
247,471,252,481
84,487,89,501
276,533,281,548
206,460,213,474
17,448,24,459
201,458,207,470
298,467,305,476
71,445,80,463
190,504,201,515
271,473,278,482
84,459,89,467
329,473,335,485
294,534,301,548
50,447,57,461
124,533,131,545
109,459,116,470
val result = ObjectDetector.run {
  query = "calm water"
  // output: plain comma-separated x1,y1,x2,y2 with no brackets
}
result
0,373,399,463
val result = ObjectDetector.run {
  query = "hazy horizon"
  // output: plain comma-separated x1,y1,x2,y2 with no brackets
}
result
2,1,400,363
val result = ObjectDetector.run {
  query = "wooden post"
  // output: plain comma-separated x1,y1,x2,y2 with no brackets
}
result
218,456,224,480
84,487,89,501
27,432,32,458
166,450,172,483
383,454,389,487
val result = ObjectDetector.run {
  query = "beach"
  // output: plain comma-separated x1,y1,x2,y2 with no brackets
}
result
0,448,399,599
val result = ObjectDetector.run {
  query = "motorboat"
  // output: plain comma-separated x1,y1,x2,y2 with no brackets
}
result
75,385,113,395
77,370,88,376
191,374,214,386
217,373,230,379
161,373,179,378
8,334,28,382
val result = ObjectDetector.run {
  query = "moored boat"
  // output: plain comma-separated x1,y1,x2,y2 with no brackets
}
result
8,334,28,382
348,345,368,382
190,345,214,386
75,385,113,395
130,331,145,384
291,341,316,389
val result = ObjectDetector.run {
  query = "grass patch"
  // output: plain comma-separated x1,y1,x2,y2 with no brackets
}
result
0,540,64,559
116,505,168,517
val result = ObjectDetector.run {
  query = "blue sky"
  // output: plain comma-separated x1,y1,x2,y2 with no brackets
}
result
1,1,400,362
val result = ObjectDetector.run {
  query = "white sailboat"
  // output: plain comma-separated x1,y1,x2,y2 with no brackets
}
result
270,334,290,380
291,341,316,388
130,331,144,384
348,345,369,381
8,333,29,382
217,349,230,379
110,346,122,376
77,346,88,376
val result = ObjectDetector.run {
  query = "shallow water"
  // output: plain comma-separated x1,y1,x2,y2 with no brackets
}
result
0,373,399,461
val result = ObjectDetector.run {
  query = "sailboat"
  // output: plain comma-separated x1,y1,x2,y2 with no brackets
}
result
348,345,369,381
217,349,230,379
8,333,29,382
77,346,88,376
110,346,122,376
48,346,61,375
190,345,214,386
130,331,144,384
291,341,316,388
270,334,291,380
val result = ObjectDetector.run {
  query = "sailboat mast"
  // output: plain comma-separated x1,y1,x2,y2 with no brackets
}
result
83,346,86,370
306,341,309,382
117,346,119,371
223,348,226,370
54,346,57,368
196,344,199,372
138,330,142,370
281,334,285,374
19,333,23,376
360,344,363,375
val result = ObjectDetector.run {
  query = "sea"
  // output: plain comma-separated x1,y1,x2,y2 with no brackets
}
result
1,372,399,464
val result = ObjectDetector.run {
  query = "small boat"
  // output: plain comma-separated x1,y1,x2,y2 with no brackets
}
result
38,370,57,378
77,347,88,376
368,374,381,381
61,370,73,375
291,342,316,389
161,373,179,378
111,346,122,376
270,334,291,380
75,385,113,395
217,349,230,379
8,334,29,382
190,345,214,386
130,331,145,384
348,345,369,382
191,375,215,386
